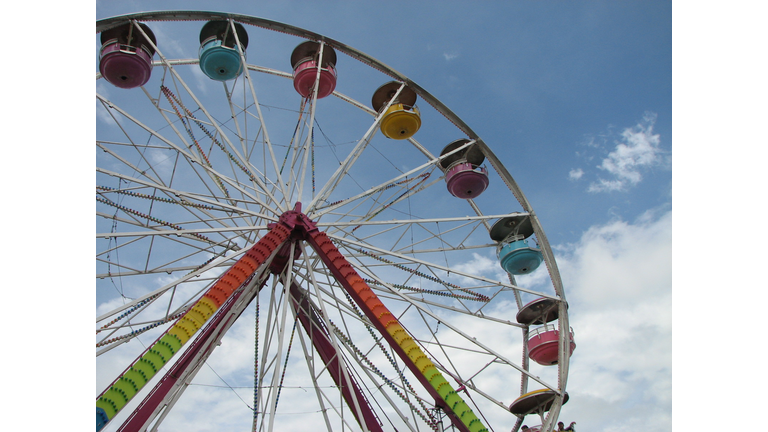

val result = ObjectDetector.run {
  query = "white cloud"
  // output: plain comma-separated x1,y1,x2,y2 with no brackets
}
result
443,52,460,61
95,209,671,432
573,113,667,193
553,208,671,431
568,168,584,181
586,178,623,192
451,252,502,281
588,113,664,192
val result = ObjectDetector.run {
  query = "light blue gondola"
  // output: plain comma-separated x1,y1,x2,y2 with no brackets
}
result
490,215,544,275
498,239,543,275
198,21,249,81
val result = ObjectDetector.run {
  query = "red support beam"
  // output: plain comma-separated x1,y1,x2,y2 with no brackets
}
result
288,281,383,432
293,211,479,432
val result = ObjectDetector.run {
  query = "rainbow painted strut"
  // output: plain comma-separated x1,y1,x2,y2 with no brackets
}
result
96,223,291,431
97,204,488,432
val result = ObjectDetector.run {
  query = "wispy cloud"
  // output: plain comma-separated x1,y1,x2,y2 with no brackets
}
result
589,112,663,192
443,51,459,61
568,168,584,181
571,113,666,193
450,252,508,285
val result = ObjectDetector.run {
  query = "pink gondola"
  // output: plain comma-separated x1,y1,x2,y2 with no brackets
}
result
99,22,156,89
291,41,338,98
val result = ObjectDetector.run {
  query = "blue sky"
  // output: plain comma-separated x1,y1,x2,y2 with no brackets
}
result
17,1,767,431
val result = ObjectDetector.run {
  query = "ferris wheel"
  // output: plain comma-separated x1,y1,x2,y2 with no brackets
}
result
95,11,574,432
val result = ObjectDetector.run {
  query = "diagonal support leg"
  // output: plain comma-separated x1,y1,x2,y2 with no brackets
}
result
288,281,384,432
302,225,488,432
97,223,292,431
118,276,267,432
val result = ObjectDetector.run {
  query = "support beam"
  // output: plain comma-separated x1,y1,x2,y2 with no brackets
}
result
288,281,383,432
97,223,292,431
278,205,487,432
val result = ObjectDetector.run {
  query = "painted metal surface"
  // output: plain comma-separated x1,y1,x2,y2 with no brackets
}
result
96,224,292,431
527,327,576,366
199,39,244,81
